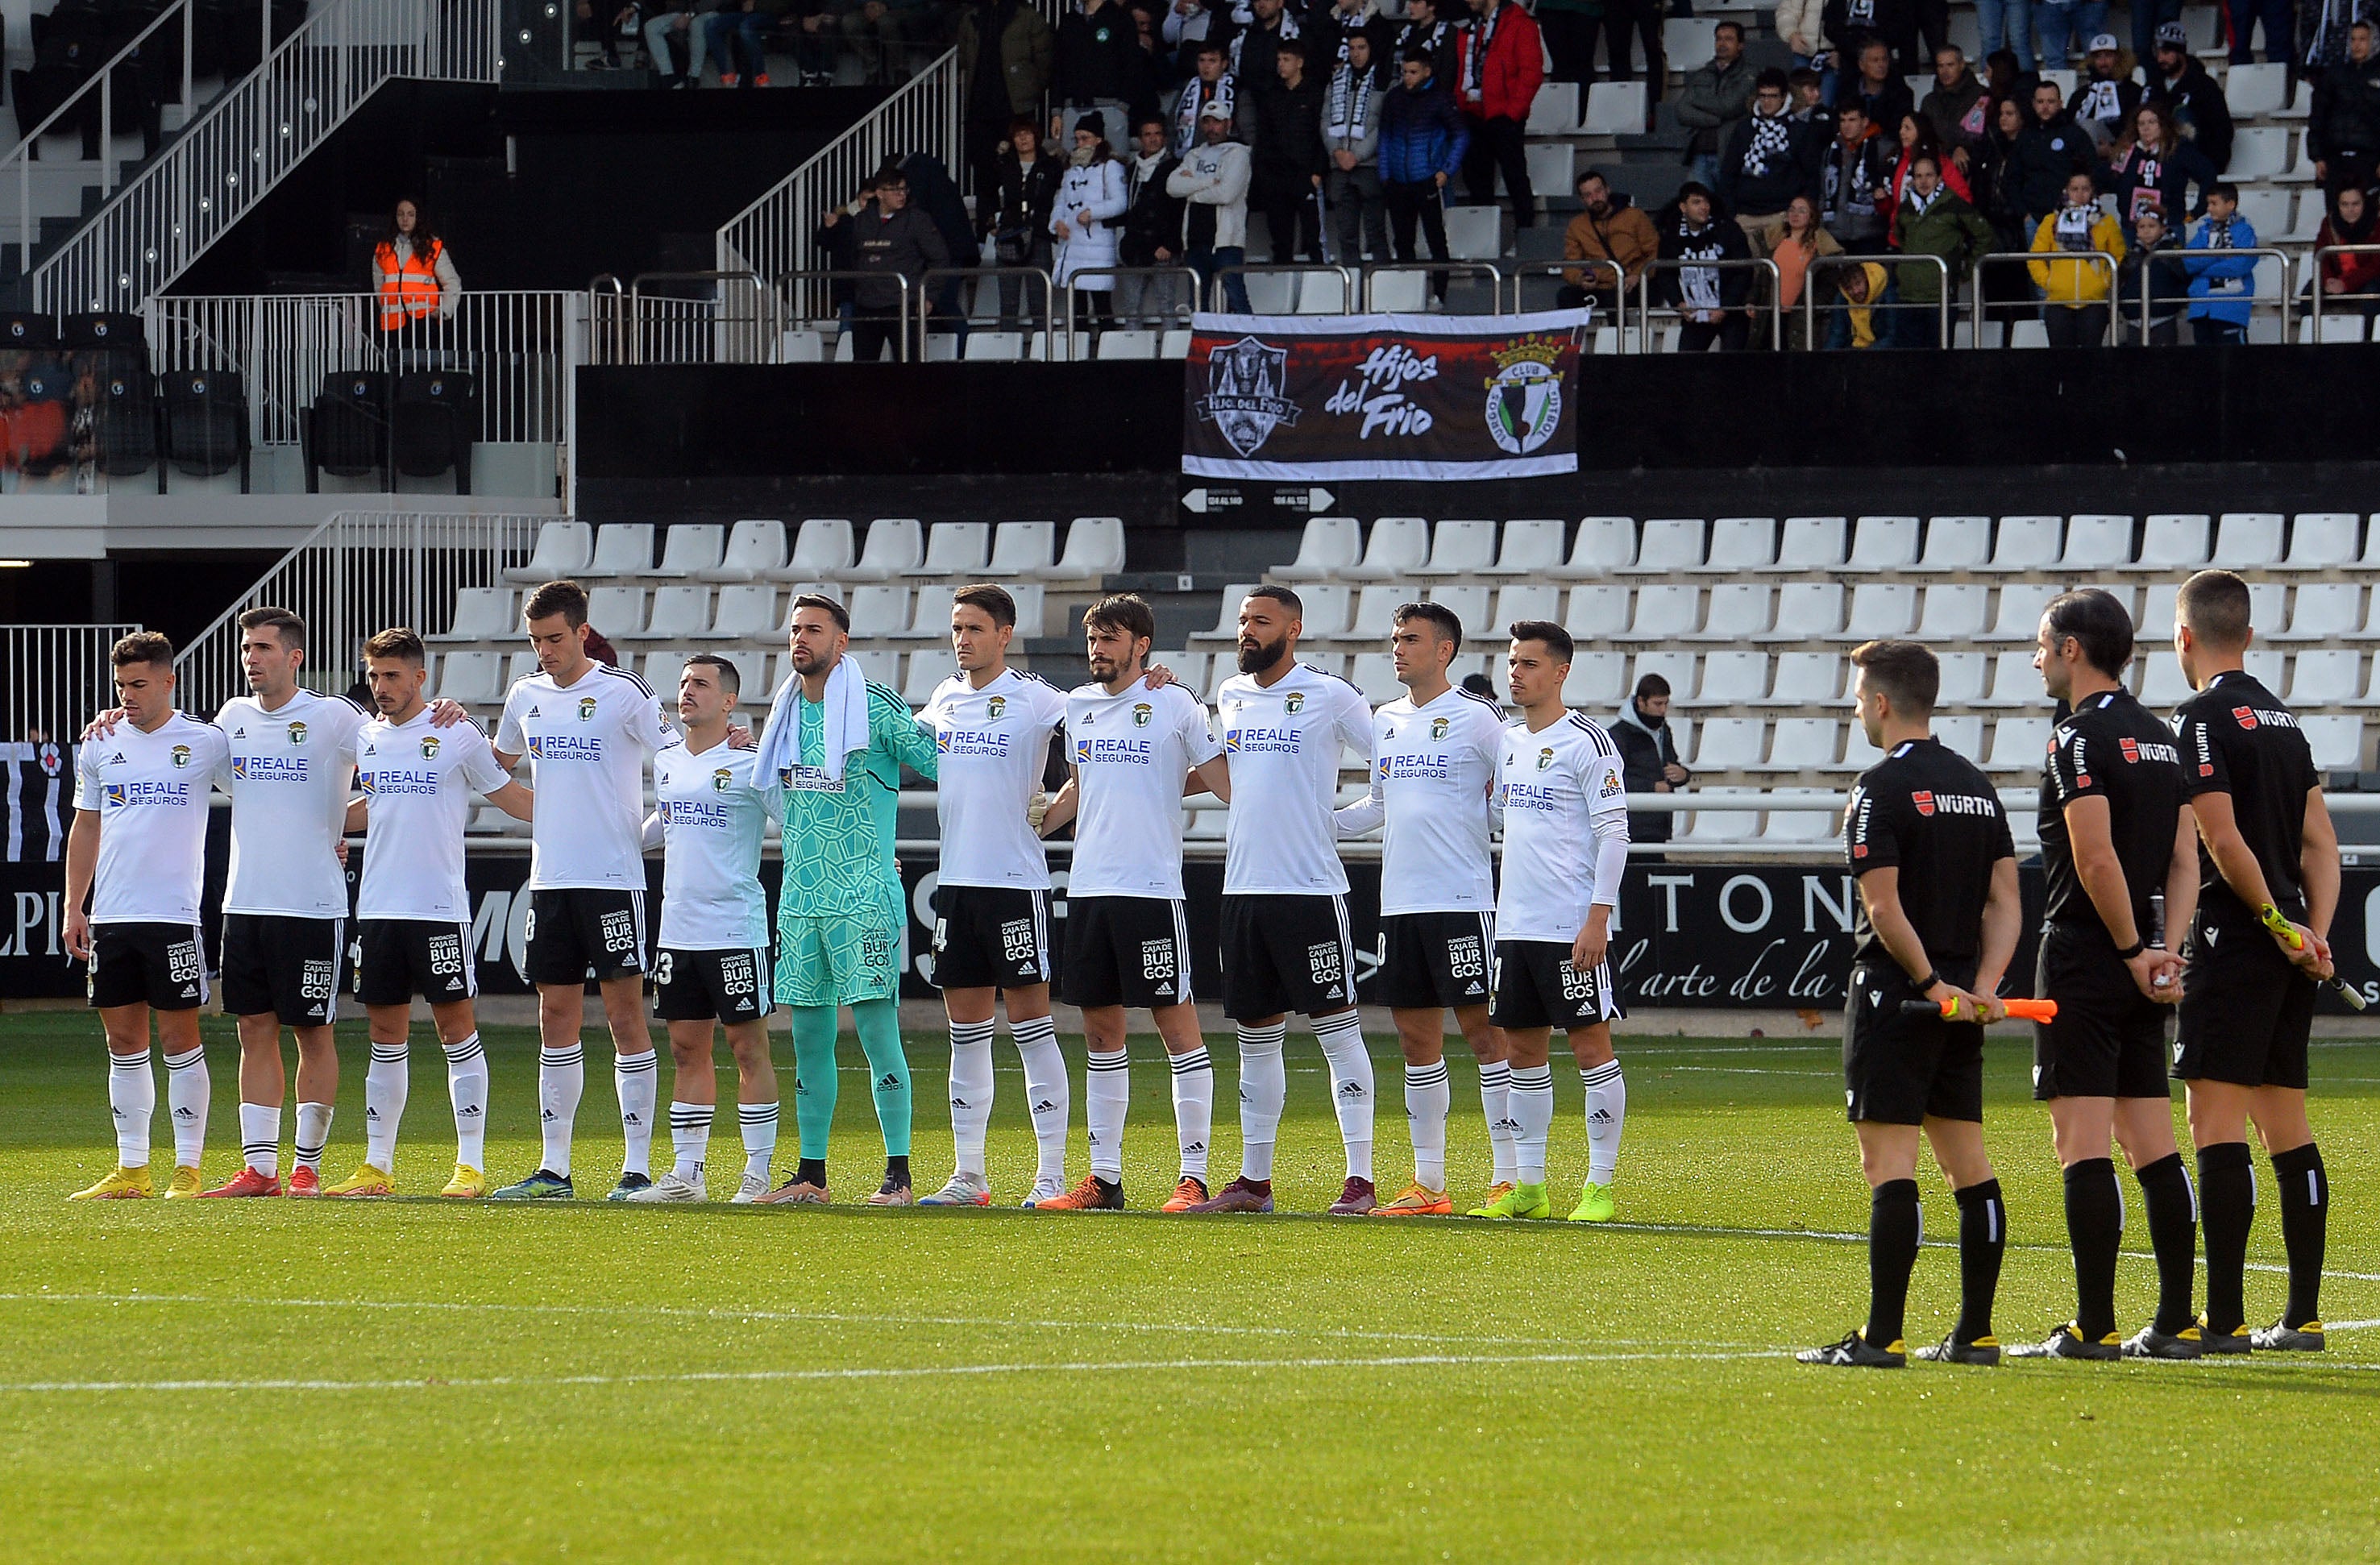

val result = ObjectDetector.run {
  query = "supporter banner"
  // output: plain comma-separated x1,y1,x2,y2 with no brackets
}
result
1181,310,1588,482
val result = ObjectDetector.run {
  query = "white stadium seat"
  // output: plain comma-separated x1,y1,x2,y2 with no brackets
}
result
1617,584,1701,641
1298,583,1359,637
1557,517,1638,576
2139,657,2194,708
2226,60,2289,115
845,517,921,580
590,523,654,577
1044,517,1126,581
2287,650,2363,706
1564,584,1632,639
2129,514,2209,573
1758,583,1845,641
988,521,1057,576
1569,651,1628,705
1413,519,1500,578
1842,515,1918,572
895,585,957,638
1485,519,1568,576
703,520,787,582
2302,716,2365,772
1692,717,1765,770
1684,583,1774,641
1525,80,1579,135
1429,585,1494,638
1834,583,1917,641
1932,716,1985,761
845,585,912,637
624,584,710,640
706,583,779,640
1681,787,1760,843
1760,788,1840,842
1689,651,1769,706
586,585,645,637
1630,652,1694,704
1917,516,1992,570
1915,584,1989,639
1978,650,2044,708
1349,653,1403,704
1495,584,1563,626
506,520,592,583
2060,514,2133,569
2215,512,2285,566
1275,517,1363,582
650,524,723,578
1443,203,1502,260
1760,653,1840,707
1695,517,1777,572
1584,80,1648,135
431,587,513,642
2275,583,2363,641
1983,515,2061,571
1776,516,1847,569
910,522,990,577
1983,716,2050,771
434,650,506,705
1625,518,1705,573
1983,583,2060,641
1342,517,1432,581
1751,718,1841,772
1934,653,1987,708
772,518,855,580
2288,513,2360,568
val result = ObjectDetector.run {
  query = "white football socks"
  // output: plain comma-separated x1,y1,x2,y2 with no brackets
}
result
1010,1014,1070,1186
538,1041,584,1176
947,1018,996,1178
1583,1059,1626,1185
238,1101,280,1177
738,1101,779,1182
1405,1060,1451,1191
364,1041,409,1173
108,1048,154,1169
1235,1022,1288,1181
1086,1046,1130,1182
293,1101,333,1173
615,1048,659,1177
1478,1060,1517,1184
1314,1011,1374,1181
163,1044,209,1170
1509,1064,1555,1185
1169,1045,1214,1181
442,1032,488,1169
669,1100,713,1179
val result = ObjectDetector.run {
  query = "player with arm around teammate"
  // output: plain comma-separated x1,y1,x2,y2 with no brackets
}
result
1472,621,1631,1224
2165,569,2340,1353
335,627,534,1198
1798,641,2021,1369
1332,601,1514,1216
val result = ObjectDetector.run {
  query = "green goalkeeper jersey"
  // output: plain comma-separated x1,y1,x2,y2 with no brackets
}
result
770,679,939,919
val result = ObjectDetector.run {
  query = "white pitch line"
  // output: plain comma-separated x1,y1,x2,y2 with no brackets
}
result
1652,1065,1842,1077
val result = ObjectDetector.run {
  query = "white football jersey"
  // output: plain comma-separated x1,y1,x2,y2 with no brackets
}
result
1338,684,1504,915
1495,711,1629,942
355,709,511,921
652,738,777,950
918,667,1069,890
496,662,675,890
1215,660,1373,896
1064,679,1223,900
216,689,368,918
73,712,230,925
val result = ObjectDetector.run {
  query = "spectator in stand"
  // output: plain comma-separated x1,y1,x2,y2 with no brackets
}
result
2228,0,2291,64
2029,167,2125,344
1890,151,1994,342
2118,205,2191,341
1232,0,1308,96
1560,168,1660,315
1789,67,1838,140
373,199,459,330
1976,0,2036,70
1323,0,1391,65
960,0,1055,202
824,164,949,360
903,152,980,342
1119,118,1187,324
846,0,935,85
2034,0,2111,67
1613,675,1689,856
1323,35,1392,261
1160,0,1226,70
1378,47,1471,296
1124,2,1172,130
1881,111,1971,227
1056,0,1142,146
2147,21,2235,170
706,0,788,86
1247,43,1331,260
1775,193,1848,346
1539,0,1601,88
1823,0,1917,74
2067,35,2143,149
2183,181,2260,343
1972,94,2037,318
1395,0,1464,93
1981,46,2037,104
1779,0,1836,102
1658,182,1756,349
1720,69,1824,251
583,624,621,667
1051,115,1131,338
1922,46,1991,172
987,117,1064,327
2014,78,2095,225
1819,102,1896,251
1830,258,1894,344
1172,40,1234,156
1600,0,1668,117
2311,22,2380,193
1676,21,1756,189
2105,102,2217,235
646,0,720,89
1455,0,1545,228
1169,102,1254,310
2310,183,2380,321
2304,1,2380,70
1843,40,1916,133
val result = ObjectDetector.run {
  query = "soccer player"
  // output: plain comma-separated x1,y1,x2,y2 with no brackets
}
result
2166,570,2338,1353
1332,601,1514,1216
1032,593,1232,1212
750,592,941,1206
633,654,783,1204
1474,621,1631,1223
339,627,535,1198
1190,585,1379,1216
914,583,1074,1207
1798,641,2021,1369
197,608,370,1198
489,579,678,1201
2011,588,2200,1361
63,632,231,1199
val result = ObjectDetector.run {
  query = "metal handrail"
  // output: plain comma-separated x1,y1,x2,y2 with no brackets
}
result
2170,243,2294,340
10,0,198,276
1636,257,1784,351
1208,262,1357,313
621,269,773,366
1353,260,1504,311
1061,265,1200,356
1971,250,2118,347
2310,243,2380,338
1499,259,1623,336
912,264,1053,356
1799,253,1952,349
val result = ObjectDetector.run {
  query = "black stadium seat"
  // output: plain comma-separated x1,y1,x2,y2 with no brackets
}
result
393,368,477,492
159,368,249,492
91,366,160,479
303,369,388,489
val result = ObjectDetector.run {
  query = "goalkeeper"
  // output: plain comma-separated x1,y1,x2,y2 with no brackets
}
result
752,593,940,1207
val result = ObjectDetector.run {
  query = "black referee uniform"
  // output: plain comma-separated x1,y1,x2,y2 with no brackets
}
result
2173,666,2332,1349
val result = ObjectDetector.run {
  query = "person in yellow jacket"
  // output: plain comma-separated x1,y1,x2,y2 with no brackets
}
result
373,198,461,331
2027,170,2125,347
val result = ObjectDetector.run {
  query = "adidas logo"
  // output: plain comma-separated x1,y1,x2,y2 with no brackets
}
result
1326,985,1344,999
622,1113,642,1126
173,1106,197,1119
1153,983,1173,996
181,985,198,998
1239,1086,1252,1102
1185,1140,1207,1155
542,1108,557,1121
1032,1099,1057,1114
1589,1108,1613,1125
1464,982,1483,995
366,1107,381,1121
877,1073,901,1090
1337,1081,1364,1098
458,1105,482,1118
1088,1130,1103,1144
950,1097,971,1110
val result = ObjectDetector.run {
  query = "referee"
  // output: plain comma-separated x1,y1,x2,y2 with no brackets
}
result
2166,570,2339,1353
2011,588,2202,1363
1800,641,2022,1369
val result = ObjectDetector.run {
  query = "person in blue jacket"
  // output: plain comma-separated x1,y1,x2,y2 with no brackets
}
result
2183,181,2259,345
1377,48,1472,298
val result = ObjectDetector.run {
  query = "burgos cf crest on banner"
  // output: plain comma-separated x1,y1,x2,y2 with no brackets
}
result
1485,335,1564,456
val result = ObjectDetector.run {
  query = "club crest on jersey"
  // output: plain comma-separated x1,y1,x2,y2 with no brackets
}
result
170,744,192,768
712,767,733,792
1132,704,1153,728
1285,691,1305,714
420,735,440,760
579,695,599,722
1536,746,1555,770
287,720,308,745
1430,716,1449,740
987,695,1007,720
1913,791,1935,816
2233,706,2257,729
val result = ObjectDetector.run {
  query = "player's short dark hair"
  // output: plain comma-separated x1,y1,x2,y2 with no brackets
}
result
2043,587,2135,676
1394,600,1463,653
1244,583,1302,615
523,579,589,628
2177,568,2253,649
1082,592,1156,644
1634,671,1671,700
1508,619,1573,662
110,629,175,670
1850,639,1940,716
237,606,305,650
953,582,1017,629
682,651,740,695
791,591,851,633
2210,180,2239,202
363,627,426,665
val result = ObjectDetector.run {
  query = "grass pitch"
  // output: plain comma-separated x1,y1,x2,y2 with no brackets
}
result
3,1011,2377,1563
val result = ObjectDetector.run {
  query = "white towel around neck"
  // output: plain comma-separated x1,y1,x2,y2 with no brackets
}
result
754,654,874,786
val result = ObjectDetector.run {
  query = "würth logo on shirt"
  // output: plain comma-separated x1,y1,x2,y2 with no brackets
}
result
1913,791,1934,816
2234,706,2257,729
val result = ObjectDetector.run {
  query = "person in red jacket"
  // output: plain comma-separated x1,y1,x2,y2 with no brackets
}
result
1454,0,1544,226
